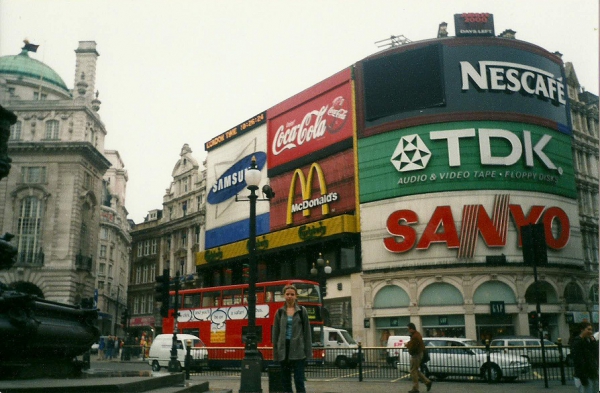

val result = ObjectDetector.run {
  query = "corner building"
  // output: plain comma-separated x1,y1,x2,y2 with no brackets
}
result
355,35,597,344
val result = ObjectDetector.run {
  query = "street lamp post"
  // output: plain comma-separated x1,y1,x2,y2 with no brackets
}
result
168,269,181,372
311,253,332,325
239,156,263,393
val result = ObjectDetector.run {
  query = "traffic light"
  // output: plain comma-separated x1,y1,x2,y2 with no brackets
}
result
120,309,128,326
155,268,170,317
528,311,538,324
521,223,548,266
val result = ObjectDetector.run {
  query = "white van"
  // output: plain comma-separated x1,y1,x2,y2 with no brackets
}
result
386,335,411,365
148,334,208,372
321,327,362,368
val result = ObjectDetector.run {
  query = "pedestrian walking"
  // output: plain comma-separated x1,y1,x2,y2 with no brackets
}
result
113,337,120,359
571,321,599,393
97,336,105,360
406,322,432,393
273,284,312,393
106,335,114,360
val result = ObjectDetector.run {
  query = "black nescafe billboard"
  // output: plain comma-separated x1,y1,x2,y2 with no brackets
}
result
356,37,570,138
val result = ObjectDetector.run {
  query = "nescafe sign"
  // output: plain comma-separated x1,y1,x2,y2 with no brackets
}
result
454,13,495,37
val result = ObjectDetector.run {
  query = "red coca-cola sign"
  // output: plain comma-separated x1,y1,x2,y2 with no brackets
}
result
268,68,353,169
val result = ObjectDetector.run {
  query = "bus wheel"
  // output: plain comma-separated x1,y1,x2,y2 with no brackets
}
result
151,361,160,372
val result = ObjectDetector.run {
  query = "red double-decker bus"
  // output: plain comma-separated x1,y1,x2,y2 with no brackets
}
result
160,279,325,368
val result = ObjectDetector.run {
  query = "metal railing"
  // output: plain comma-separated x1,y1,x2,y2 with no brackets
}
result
179,342,573,384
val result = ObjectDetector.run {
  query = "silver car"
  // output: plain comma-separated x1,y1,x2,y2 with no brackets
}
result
396,337,530,382
490,336,572,365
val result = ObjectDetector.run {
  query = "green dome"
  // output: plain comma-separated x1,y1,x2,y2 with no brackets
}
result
0,50,69,93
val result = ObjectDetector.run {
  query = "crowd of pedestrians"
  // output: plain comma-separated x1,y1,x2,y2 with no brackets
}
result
95,334,152,361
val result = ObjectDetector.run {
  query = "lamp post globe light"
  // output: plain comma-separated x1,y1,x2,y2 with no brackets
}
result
240,156,263,393
311,253,332,325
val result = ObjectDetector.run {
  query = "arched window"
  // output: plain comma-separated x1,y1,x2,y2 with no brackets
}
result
473,281,517,304
419,283,464,306
589,285,599,304
45,120,59,139
373,285,410,308
525,281,558,304
564,282,584,303
17,196,43,264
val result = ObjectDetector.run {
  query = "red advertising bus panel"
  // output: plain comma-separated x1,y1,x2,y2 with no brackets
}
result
268,149,356,231
267,68,353,171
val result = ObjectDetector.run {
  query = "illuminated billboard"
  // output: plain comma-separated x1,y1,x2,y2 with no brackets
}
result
358,121,576,203
205,118,269,248
268,149,356,231
360,191,582,269
268,68,353,174
356,38,570,137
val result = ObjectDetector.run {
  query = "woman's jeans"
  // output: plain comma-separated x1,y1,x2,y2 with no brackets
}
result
280,359,306,393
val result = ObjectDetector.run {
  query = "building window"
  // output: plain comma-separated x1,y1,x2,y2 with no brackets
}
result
9,121,21,140
144,240,150,256
108,264,113,277
147,294,154,313
181,230,187,248
98,281,104,291
182,201,187,216
16,196,43,264
100,245,107,258
151,239,157,254
109,246,114,260
100,227,109,239
150,263,156,281
137,243,143,258
182,177,189,193
141,295,146,314
21,167,46,183
45,120,59,139
99,262,106,274
136,266,141,284
143,265,148,283
33,92,47,100
195,226,200,244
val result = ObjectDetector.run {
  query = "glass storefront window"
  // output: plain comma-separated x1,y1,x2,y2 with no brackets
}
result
422,315,465,338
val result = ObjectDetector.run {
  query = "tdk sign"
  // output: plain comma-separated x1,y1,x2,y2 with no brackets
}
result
460,61,566,106
208,152,267,204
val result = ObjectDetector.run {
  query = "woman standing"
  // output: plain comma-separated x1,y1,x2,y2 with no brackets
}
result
273,284,312,393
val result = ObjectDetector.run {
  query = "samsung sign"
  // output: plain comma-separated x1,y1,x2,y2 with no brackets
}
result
208,152,267,204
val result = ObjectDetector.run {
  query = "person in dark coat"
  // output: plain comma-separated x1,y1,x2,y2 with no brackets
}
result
273,284,312,393
571,321,599,393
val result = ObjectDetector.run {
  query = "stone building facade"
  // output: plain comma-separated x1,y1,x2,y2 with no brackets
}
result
127,144,206,336
0,42,130,318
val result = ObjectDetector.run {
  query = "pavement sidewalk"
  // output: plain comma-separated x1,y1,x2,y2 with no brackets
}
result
198,375,576,393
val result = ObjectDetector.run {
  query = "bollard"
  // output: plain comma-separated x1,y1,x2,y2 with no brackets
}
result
557,338,566,385
485,339,492,383
358,341,363,382
185,339,192,380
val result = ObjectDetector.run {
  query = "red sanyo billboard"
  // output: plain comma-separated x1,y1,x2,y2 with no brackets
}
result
269,149,356,231
267,68,353,173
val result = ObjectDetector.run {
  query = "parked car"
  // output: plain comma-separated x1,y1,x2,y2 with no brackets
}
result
147,334,208,372
489,336,572,365
396,337,530,382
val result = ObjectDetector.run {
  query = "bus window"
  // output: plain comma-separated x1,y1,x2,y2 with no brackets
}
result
202,290,221,307
265,285,285,302
295,283,320,303
183,294,201,309
222,288,243,305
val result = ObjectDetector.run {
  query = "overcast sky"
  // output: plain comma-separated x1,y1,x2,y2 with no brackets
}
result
1,0,597,223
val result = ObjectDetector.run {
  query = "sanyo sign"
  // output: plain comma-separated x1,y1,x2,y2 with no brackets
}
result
460,61,566,106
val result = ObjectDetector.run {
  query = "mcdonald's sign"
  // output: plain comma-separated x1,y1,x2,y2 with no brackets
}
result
269,149,356,231
287,163,338,225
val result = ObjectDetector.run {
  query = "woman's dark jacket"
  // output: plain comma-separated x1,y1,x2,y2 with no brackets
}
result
272,304,312,362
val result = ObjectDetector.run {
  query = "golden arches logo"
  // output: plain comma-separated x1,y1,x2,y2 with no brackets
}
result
287,163,330,225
